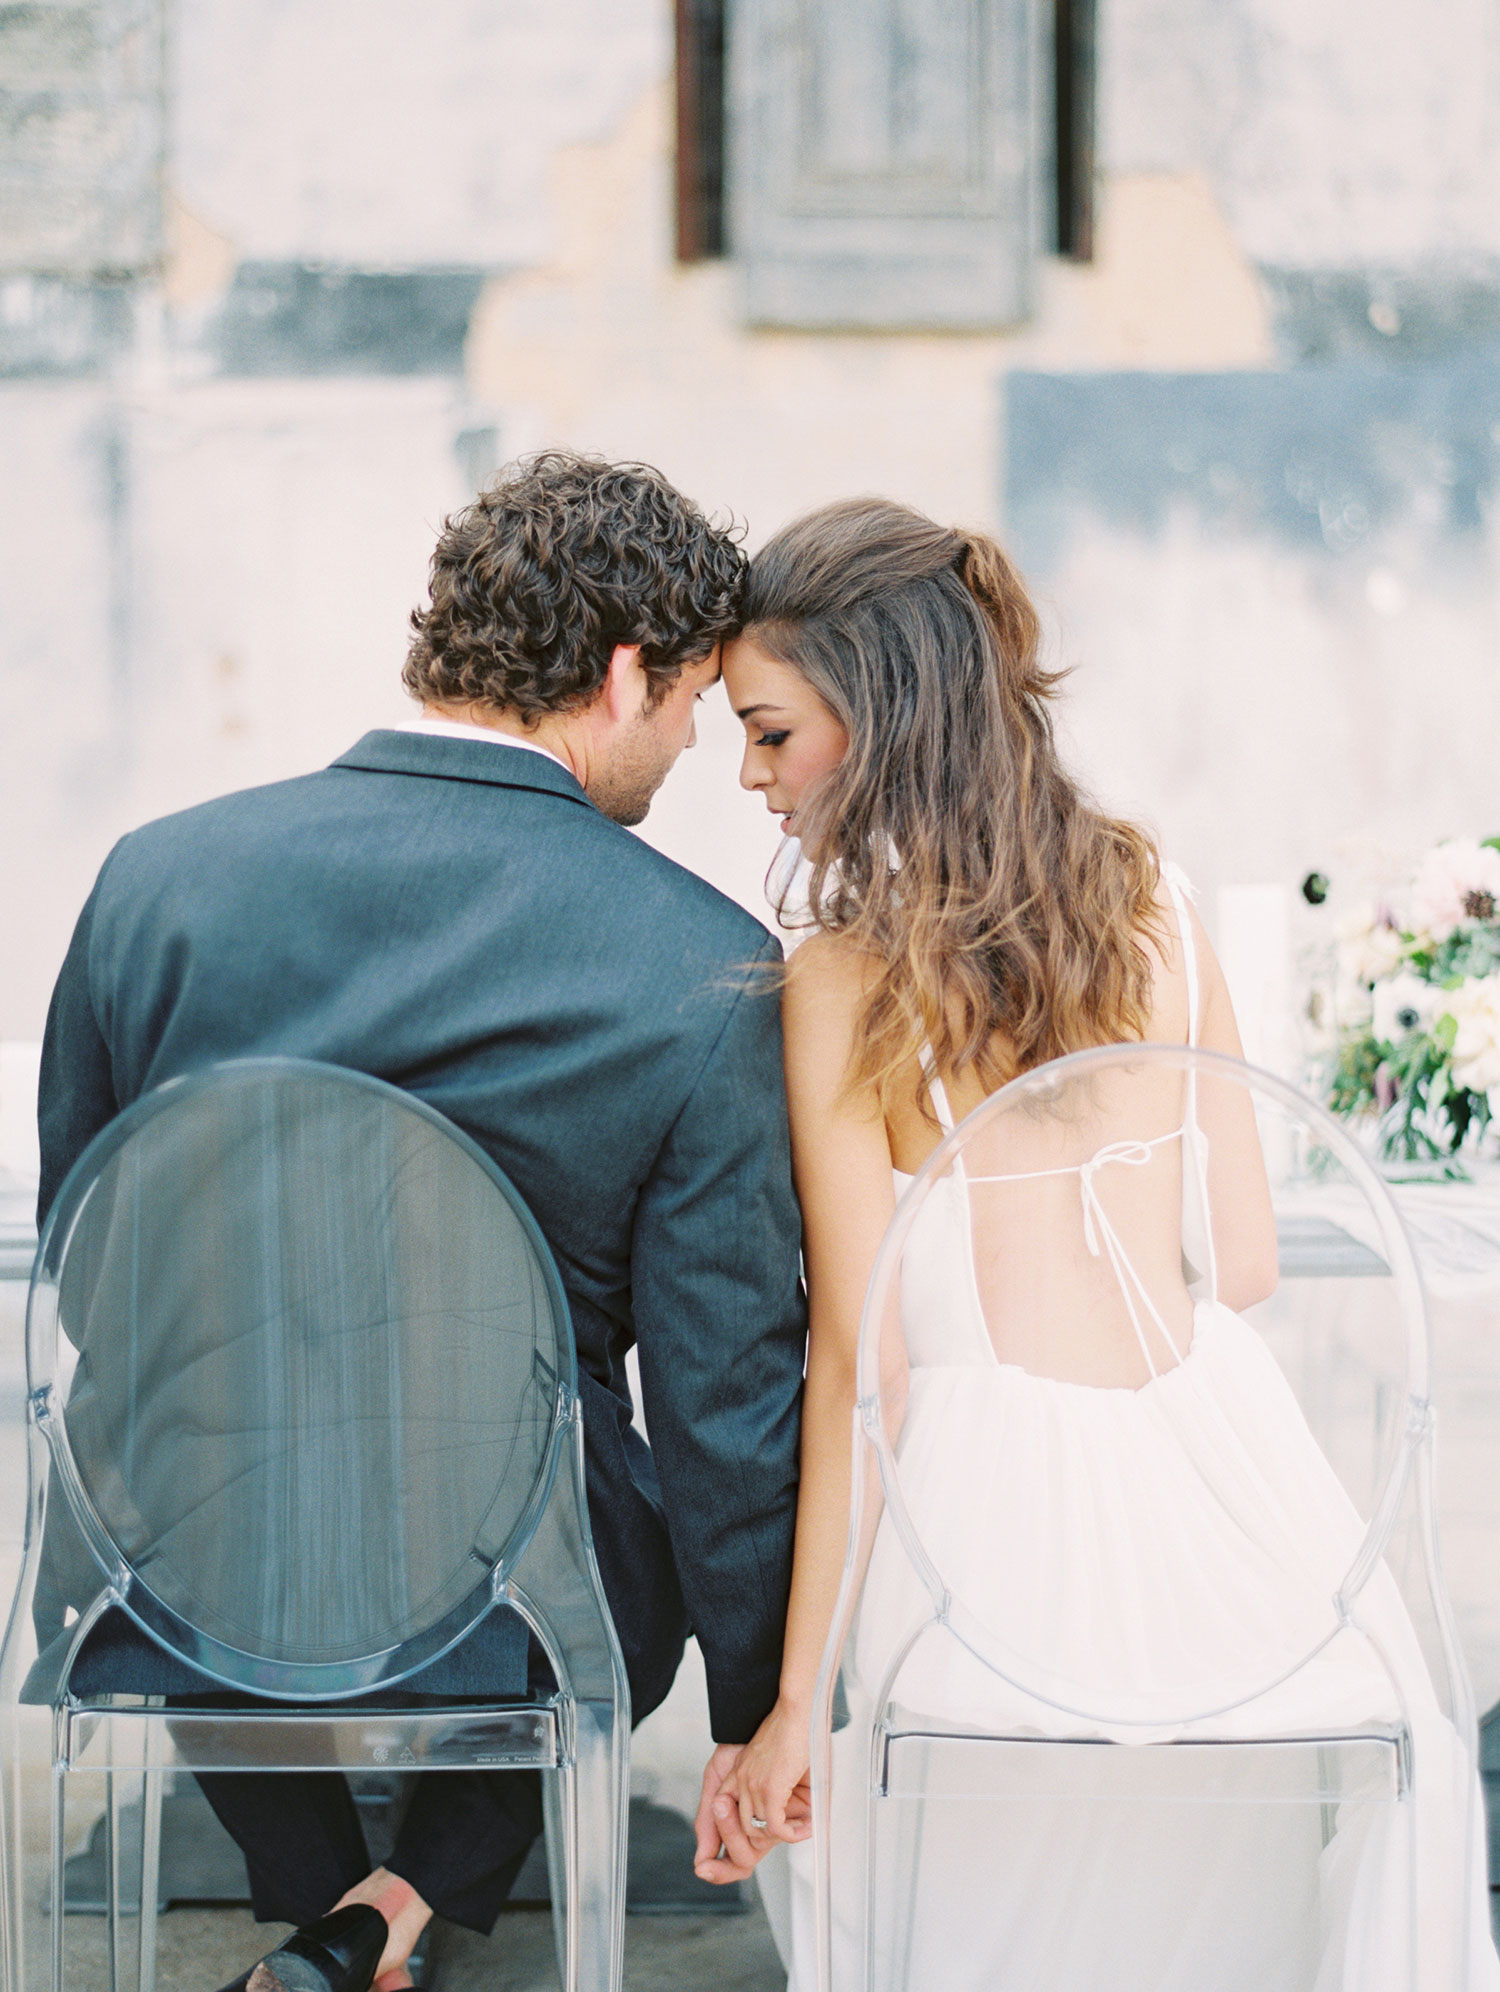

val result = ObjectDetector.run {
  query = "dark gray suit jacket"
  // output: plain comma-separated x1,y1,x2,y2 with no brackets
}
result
37,728,806,1742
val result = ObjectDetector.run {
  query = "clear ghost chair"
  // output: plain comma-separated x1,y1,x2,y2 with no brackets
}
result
0,1059,628,1992
812,1044,1490,1992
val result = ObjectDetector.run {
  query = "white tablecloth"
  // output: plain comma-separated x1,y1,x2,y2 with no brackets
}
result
1284,1169,1500,1302
1278,1172,1500,1707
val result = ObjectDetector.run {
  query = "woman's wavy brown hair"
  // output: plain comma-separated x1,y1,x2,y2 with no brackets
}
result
741,498,1163,1106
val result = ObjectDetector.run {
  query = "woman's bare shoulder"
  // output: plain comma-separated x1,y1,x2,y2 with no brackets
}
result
1140,874,1199,1040
780,935,885,1117
782,931,880,1014
1143,874,1244,1053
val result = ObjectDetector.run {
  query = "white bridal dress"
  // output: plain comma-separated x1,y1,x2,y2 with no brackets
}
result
768,871,1499,1992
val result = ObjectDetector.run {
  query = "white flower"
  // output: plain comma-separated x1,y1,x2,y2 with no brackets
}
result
1334,902,1407,986
1407,839,1500,943
1331,979,1374,1029
1371,973,1438,1045
1440,975,1500,1094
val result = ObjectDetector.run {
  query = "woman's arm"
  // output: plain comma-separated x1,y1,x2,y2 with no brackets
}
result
1187,905,1280,1311
693,937,896,1879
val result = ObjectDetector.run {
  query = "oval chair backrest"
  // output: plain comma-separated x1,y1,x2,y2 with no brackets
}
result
853,1042,1444,1730
28,1059,573,1698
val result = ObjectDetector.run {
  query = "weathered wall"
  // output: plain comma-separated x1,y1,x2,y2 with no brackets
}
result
1106,0,1500,270
0,0,163,274
1051,0,1500,883
3,0,1498,1035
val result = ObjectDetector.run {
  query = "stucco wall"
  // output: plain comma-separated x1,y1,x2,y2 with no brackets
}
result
3,0,1497,1035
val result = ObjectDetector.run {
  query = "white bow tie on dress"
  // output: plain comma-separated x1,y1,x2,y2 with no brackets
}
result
1077,1139,1158,1258
1075,1135,1185,1377
966,1126,1188,1378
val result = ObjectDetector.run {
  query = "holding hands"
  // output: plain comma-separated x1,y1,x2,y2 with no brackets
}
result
692,1700,814,1883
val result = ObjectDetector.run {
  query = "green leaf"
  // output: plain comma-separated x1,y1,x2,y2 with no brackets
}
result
1329,1031,1383,1119
1448,1090,1473,1145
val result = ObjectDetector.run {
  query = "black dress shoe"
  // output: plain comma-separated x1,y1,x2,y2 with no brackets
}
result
215,1904,388,1992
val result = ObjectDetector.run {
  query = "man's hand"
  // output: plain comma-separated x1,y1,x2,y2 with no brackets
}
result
694,1742,756,1884
692,1704,816,1887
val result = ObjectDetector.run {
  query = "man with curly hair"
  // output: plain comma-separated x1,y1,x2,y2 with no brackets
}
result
401,452,748,826
36,452,807,1992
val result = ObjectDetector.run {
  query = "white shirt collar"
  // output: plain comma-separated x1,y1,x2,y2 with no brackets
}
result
396,715,570,772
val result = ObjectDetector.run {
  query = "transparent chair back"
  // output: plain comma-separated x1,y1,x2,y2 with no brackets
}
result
0,1058,628,1992
812,1044,1489,1992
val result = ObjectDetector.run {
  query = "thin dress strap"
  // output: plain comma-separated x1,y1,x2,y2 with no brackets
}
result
919,892,1214,1375
925,1061,958,1137
923,1044,1190,1381
1161,861,1201,1047
964,1135,1188,1378
1160,860,1218,1303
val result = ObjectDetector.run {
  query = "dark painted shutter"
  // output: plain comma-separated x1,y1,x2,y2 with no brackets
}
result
729,0,1038,330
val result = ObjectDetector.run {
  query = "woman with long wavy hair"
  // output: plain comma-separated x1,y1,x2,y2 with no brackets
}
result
690,499,1497,1991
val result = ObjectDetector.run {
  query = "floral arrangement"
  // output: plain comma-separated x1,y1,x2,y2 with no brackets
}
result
1326,837,1500,1169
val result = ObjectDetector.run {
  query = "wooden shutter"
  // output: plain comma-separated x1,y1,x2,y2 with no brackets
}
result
728,0,1038,330
1053,0,1096,259
676,0,728,261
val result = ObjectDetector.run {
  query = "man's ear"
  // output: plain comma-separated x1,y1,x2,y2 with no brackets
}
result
600,644,649,724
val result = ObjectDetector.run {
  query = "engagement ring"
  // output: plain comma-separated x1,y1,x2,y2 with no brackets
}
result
751,1816,768,1830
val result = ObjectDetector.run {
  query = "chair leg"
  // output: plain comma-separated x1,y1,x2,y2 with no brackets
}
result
505,1413,632,1990
104,1769,123,1992
48,1772,65,1992
542,1763,574,1992
566,1700,627,1992
136,1761,162,1992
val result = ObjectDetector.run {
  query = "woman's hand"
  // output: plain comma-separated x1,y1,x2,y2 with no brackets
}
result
692,1702,815,1883
727,1697,815,1851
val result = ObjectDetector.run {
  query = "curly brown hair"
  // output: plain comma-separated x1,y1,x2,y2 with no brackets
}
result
404,451,747,716
742,498,1163,1107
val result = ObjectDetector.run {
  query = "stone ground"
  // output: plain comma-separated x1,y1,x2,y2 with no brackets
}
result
52,1905,788,1992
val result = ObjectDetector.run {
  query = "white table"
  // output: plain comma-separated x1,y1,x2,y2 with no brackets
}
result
1275,1177,1500,1719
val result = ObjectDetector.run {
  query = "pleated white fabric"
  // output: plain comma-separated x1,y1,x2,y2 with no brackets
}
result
777,1286,1496,1989
768,878,1498,1992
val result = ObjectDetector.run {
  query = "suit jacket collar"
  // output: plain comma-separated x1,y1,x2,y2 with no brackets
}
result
332,729,595,809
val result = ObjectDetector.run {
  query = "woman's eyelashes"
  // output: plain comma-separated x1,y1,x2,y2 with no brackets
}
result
755,729,790,748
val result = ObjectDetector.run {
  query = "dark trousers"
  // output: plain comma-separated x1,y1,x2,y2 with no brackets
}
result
186,1394,693,1934
196,1767,545,1934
